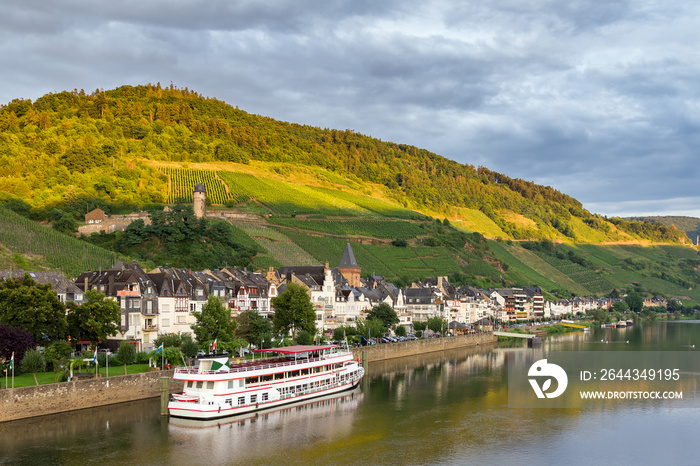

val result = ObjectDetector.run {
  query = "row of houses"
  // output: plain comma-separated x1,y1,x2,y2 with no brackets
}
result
0,243,670,351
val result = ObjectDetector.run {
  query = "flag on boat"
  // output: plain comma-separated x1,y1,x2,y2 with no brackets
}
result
156,343,163,355
210,357,230,372
211,339,217,352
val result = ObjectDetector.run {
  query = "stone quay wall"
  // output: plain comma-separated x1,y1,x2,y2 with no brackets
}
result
0,369,176,423
351,332,496,362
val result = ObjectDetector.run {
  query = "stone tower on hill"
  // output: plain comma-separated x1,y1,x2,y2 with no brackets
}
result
193,182,206,219
338,242,361,287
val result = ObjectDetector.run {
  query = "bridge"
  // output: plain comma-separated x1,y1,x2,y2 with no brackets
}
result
493,331,537,339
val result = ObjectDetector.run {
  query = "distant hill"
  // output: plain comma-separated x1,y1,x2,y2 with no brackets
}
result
0,83,688,245
628,216,700,245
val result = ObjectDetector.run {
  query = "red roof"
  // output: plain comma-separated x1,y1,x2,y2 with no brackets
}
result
252,345,338,354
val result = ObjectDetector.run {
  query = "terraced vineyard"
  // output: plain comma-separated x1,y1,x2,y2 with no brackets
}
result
238,225,318,267
0,207,117,277
219,172,369,216
162,167,230,204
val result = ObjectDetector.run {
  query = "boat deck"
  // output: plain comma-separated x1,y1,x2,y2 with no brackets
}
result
175,353,347,376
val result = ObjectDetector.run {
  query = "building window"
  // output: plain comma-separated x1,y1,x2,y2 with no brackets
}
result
162,319,170,327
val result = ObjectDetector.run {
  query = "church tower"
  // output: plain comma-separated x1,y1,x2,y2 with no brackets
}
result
193,182,206,219
338,243,362,287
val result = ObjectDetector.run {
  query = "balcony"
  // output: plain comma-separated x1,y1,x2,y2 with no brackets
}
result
117,290,140,297
143,325,158,332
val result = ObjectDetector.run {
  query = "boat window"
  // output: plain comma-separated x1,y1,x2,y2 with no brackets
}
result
274,372,284,380
196,381,203,389
187,381,193,388
260,374,273,382
262,393,269,401
251,394,257,404
246,376,259,384
301,369,309,375
225,398,232,405
207,382,214,389
239,380,244,388
238,397,245,406
228,380,234,389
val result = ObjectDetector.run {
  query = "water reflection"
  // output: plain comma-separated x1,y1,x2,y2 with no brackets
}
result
2,322,700,465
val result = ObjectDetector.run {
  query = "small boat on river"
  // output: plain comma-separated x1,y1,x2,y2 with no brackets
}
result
168,344,364,420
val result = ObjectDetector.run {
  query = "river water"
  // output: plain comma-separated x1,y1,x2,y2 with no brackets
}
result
2,321,700,465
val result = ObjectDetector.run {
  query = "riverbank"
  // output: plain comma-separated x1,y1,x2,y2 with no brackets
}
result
1,332,496,423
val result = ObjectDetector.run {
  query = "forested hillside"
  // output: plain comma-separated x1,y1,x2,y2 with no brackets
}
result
0,83,688,244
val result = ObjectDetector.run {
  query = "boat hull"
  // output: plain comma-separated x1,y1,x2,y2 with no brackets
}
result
168,376,362,420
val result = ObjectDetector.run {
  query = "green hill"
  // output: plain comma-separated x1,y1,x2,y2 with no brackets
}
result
629,216,700,245
0,83,687,244
1,84,699,304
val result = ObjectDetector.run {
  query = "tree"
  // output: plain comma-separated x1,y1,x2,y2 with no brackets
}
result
625,292,644,313
181,337,199,364
356,318,386,338
66,290,121,348
21,349,46,385
191,295,237,347
0,274,67,343
426,316,447,334
235,310,273,346
271,283,316,340
612,301,629,313
116,341,136,374
0,323,35,368
295,330,313,346
395,325,407,337
367,303,399,330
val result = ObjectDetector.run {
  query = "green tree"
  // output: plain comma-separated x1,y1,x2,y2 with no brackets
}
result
181,337,199,364
366,302,399,330
426,316,447,334
0,274,67,343
625,292,644,313
235,310,273,346
44,340,72,371
295,330,313,345
116,341,136,374
612,301,629,313
66,290,120,348
395,325,407,337
191,295,237,347
271,283,316,340
21,349,46,385
356,318,386,338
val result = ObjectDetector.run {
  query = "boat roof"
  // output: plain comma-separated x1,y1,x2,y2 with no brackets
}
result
252,345,339,354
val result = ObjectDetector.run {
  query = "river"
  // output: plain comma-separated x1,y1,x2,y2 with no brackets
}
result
1,321,699,465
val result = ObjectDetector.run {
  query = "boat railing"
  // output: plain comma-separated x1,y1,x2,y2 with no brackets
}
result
174,353,349,375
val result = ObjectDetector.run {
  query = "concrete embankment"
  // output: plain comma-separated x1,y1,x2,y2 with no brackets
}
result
1,332,496,423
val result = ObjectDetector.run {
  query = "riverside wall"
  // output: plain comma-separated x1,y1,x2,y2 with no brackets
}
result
1,332,497,423
351,332,496,362
0,369,177,423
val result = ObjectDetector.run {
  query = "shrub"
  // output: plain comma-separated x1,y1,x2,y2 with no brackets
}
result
136,351,151,364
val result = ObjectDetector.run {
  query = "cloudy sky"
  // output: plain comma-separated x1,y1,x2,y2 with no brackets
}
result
2,0,699,218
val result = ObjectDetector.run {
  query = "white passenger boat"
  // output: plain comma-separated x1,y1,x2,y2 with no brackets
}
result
168,344,365,420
